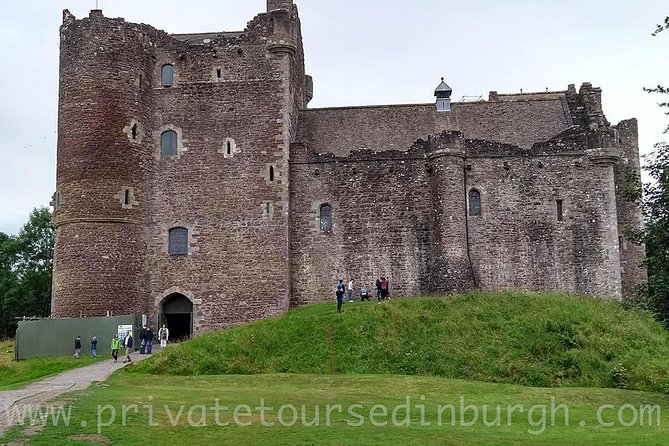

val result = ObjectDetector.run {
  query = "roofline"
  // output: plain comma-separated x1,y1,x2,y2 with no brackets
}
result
303,96,567,112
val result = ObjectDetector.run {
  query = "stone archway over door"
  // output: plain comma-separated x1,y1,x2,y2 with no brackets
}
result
160,293,193,341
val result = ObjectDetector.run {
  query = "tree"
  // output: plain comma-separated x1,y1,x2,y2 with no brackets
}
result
627,17,669,326
0,232,18,338
0,207,54,337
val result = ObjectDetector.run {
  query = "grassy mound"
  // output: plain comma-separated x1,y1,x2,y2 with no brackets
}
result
130,292,669,392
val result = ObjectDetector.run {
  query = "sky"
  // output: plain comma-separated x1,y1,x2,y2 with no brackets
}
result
0,0,667,234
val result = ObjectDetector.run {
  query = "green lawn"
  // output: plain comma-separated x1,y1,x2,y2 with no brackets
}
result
0,339,96,389
7,373,669,445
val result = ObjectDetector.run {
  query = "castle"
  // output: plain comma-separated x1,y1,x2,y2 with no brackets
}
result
51,0,645,338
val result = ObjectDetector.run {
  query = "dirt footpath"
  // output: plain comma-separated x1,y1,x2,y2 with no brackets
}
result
0,350,153,437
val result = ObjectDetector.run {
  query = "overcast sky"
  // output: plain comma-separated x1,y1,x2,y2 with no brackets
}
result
0,0,667,234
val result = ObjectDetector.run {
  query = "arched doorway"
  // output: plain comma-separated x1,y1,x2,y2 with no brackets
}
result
160,293,193,341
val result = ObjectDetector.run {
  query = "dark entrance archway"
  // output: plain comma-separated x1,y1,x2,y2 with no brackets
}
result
160,293,193,341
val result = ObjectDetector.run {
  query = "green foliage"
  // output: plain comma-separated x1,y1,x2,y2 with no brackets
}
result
130,292,669,393
0,207,54,338
628,22,669,327
652,16,669,36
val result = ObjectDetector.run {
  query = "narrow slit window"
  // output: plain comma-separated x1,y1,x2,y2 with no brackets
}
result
320,204,332,233
468,189,481,217
269,166,275,182
618,235,624,251
124,189,130,206
168,227,188,255
556,200,564,222
216,68,222,79
161,64,174,87
227,141,231,155
161,130,178,157
131,123,138,140
139,74,143,88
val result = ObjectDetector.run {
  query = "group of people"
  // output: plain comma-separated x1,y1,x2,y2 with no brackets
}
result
73,324,170,363
335,277,391,312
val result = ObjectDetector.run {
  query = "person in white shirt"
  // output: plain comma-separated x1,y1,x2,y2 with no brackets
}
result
348,279,354,302
158,324,170,348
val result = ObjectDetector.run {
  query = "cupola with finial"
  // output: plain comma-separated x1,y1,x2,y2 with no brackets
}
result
435,77,452,112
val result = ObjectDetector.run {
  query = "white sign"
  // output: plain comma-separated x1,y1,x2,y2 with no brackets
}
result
118,324,133,341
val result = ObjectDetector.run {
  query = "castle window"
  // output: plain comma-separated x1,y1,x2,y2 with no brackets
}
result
216,68,222,79
168,227,188,255
468,189,481,217
556,200,564,222
320,204,332,233
124,189,131,206
131,123,138,140
227,141,232,155
161,64,174,87
139,74,143,88
161,130,178,157
269,166,275,182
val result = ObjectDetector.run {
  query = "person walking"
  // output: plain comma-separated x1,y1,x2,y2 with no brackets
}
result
336,279,346,313
73,336,82,359
347,279,355,303
380,277,390,300
91,336,98,359
111,334,121,363
376,278,383,304
122,331,133,363
145,327,154,354
158,324,169,349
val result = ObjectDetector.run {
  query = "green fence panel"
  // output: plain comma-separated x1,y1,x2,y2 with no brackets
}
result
16,314,142,360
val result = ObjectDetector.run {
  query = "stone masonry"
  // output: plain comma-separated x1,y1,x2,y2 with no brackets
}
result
51,1,646,333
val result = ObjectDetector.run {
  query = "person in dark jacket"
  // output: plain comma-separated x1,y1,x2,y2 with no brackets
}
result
336,280,345,313
145,327,154,354
91,336,98,359
139,325,146,354
123,331,133,363
73,336,82,359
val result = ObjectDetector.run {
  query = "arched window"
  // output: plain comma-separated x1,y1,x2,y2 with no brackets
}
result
161,64,174,87
320,204,332,233
161,130,177,157
468,189,481,217
168,227,188,255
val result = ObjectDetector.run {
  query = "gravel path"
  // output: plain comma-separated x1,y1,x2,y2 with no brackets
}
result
0,350,153,436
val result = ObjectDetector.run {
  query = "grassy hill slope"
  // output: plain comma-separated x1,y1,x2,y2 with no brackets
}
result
131,292,669,393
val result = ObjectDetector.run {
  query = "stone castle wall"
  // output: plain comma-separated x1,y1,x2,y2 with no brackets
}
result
290,132,626,305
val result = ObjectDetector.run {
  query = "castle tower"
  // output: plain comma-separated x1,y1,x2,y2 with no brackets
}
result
584,129,623,298
613,119,647,297
427,132,476,292
52,10,153,317
52,2,308,331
